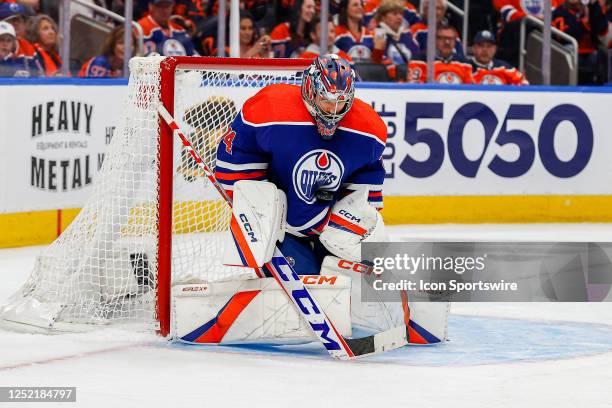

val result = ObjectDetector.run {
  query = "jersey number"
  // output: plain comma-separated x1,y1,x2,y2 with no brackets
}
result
222,128,236,154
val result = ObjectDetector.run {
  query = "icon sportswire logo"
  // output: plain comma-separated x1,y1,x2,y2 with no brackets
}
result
292,150,344,204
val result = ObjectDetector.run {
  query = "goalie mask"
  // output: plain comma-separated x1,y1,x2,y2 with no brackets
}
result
301,54,355,139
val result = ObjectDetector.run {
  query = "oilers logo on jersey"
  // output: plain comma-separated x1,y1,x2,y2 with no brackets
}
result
438,71,462,84
162,39,187,56
479,74,504,85
521,0,544,15
347,45,373,62
292,150,345,204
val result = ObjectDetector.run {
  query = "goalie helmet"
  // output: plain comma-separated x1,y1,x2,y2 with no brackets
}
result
301,54,355,139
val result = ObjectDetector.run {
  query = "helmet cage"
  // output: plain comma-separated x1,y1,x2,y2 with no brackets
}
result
302,55,355,138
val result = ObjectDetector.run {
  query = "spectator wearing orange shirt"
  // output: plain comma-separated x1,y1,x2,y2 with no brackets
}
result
371,0,419,65
270,0,316,58
410,0,465,57
493,0,562,67
409,24,472,84
138,0,197,56
26,14,63,76
79,26,137,77
469,30,528,85
334,0,375,62
299,15,352,62
552,0,611,84
0,20,39,77
1,3,39,69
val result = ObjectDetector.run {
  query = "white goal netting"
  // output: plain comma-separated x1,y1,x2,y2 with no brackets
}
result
0,56,305,333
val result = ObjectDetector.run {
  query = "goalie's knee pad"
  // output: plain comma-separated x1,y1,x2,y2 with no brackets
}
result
320,256,449,341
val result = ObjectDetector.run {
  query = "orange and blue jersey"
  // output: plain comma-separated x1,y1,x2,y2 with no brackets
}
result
470,58,528,85
78,56,122,78
371,25,420,65
13,37,42,76
409,54,474,84
0,54,40,77
552,1,610,54
269,22,307,58
216,84,386,237
410,22,466,57
493,0,562,24
334,25,375,62
138,15,197,56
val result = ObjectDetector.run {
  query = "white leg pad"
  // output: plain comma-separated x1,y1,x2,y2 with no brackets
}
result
321,256,449,342
172,275,351,344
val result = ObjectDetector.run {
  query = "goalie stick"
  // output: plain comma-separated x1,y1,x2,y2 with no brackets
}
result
158,105,411,359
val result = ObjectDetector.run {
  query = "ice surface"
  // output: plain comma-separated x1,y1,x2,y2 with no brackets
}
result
0,225,611,408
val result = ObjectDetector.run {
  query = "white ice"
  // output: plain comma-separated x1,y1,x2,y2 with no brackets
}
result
0,224,611,408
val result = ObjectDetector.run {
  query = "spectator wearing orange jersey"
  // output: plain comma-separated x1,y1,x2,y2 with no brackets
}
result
494,0,565,24
552,0,611,83
334,0,375,62
0,20,40,77
1,3,39,70
552,0,610,53
410,0,465,57
270,0,316,58
138,0,197,56
79,26,137,77
493,0,562,67
409,24,472,84
25,14,63,76
371,0,419,65
469,30,528,85
299,15,352,62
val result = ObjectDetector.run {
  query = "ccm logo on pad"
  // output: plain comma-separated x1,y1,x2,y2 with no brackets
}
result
339,209,361,223
301,275,338,285
338,259,375,275
239,213,257,243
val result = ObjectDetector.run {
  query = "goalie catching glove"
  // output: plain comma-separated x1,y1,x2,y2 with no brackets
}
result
319,188,385,262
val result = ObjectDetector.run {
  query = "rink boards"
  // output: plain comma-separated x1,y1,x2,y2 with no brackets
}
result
0,78,611,246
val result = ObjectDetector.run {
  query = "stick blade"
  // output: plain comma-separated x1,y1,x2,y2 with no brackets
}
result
344,325,409,358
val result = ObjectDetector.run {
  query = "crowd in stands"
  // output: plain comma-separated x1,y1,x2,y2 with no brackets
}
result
0,0,611,84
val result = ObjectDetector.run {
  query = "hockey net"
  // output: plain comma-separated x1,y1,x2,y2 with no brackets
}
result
0,56,311,335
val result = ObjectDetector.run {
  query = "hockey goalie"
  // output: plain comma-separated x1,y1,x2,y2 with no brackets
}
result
172,55,448,349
